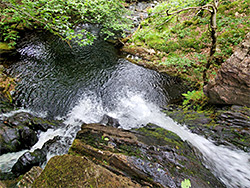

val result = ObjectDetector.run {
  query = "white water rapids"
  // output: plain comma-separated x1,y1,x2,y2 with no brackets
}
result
1,93,249,187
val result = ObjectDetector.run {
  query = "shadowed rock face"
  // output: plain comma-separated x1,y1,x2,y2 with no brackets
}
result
0,112,62,155
33,123,225,188
204,32,250,107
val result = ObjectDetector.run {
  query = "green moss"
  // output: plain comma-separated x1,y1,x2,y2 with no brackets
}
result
118,144,142,157
163,41,181,53
0,42,15,50
180,38,200,50
32,155,140,188
136,125,183,148
73,129,142,158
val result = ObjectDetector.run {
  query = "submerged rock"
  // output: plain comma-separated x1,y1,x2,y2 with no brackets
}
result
204,32,250,107
34,123,225,188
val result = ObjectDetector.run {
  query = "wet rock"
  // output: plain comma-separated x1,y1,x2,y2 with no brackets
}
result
11,149,46,176
0,112,63,155
62,123,225,188
218,105,250,128
11,136,61,176
99,114,121,127
163,104,250,152
20,127,38,149
204,32,250,107
5,112,59,131
163,105,211,127
16,166,42,188
32,154,142,188
0,124,22,154
0,124,38,154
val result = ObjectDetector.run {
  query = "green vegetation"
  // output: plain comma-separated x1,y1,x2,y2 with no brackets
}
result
0,0,131,47
136,125,184,148
181,179,191,188
132,0,249,59
182,90,208,110
127,0,249,108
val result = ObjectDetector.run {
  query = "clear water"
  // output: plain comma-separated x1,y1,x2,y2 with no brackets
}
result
1,32,249,187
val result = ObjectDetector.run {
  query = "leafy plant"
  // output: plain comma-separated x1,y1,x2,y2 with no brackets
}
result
0,0,132,46
130,0,250,88
182,90,208,110
160,55,193,69
181,179,191,188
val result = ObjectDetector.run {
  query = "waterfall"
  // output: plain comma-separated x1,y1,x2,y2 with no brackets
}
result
65,93,250,188
1,31,249,187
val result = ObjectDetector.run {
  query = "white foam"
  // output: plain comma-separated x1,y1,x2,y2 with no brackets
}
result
0,93,249,187
67,93,250,188
0,150,28,172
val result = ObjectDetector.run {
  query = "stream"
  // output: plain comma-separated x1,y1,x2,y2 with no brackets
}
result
1,31,250,188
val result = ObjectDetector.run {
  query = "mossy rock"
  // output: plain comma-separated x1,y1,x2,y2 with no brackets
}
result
32,154,142,188
0,42,15,57
67,123,225,188
0,42,18,61
163,104,250,152
0,43,15,52
0,112,63,155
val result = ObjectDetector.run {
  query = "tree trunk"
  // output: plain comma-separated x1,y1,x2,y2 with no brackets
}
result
203,0,218,85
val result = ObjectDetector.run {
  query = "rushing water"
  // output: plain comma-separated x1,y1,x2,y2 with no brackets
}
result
1,32,250,187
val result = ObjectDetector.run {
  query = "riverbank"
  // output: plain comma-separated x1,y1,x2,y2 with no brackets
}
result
0,1,250,187
119,0,250,162
121,0,250,89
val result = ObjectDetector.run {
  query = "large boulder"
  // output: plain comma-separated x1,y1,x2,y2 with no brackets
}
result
33,154,142,188
34,123,225,188
0,122,37,155
204,32,250,107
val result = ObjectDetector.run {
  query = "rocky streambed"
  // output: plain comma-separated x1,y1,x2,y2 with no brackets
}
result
163,105,250,153
1,102,249,188
0,2,250,187
1,115,225,188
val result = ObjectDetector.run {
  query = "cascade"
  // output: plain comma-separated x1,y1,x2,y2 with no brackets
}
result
0,32,249,188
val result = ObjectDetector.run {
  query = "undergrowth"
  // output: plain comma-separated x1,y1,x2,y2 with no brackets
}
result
127,0,250,108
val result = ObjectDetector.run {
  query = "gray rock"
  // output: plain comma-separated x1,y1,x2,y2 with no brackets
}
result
99,114,121,128
11,135,61,176
204,32,250,107
0,112,63,155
